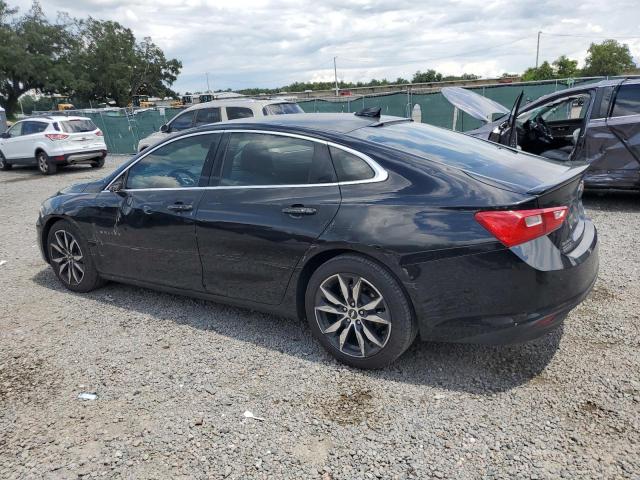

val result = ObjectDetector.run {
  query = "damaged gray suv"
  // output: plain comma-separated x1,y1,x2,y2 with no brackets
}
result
443,78,640,191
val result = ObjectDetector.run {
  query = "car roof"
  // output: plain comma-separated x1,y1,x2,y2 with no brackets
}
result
216,113,407,134
184,98,297,112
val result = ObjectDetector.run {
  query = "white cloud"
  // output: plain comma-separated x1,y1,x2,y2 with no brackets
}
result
9,0,640,92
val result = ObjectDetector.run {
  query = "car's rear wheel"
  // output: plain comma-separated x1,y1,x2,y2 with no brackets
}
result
0,151,11,170
91,157,105,168
46,220,103,292
305,254,417,369
37,151,57,175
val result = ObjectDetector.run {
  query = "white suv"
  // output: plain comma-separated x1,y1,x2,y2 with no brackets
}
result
137,99,304,152
0,116,108,175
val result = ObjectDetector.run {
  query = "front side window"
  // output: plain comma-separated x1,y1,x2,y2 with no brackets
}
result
126,134,218,189
170,111,196,131
194,108,221,126
7,122,23,137
262,103,304,115
611,84,640,117
60,119,97,133
220,132,335,186
226,107,254,120
329,146,375,182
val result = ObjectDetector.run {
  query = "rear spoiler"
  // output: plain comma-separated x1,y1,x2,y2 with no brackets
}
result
526,165,589,195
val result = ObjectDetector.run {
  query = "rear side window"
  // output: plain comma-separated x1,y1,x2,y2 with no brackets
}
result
262,103,304,115
170,111,195,131
22,121,48,135
60,119,97,133
220,132,336,186
611,85,640,117
329,146,374,182
226,107,254,120
194,108,221,126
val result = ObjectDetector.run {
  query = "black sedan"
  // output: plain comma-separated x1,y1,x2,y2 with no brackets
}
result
37,112,599,368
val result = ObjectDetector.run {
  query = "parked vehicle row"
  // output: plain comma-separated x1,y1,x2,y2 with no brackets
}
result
0,116,107,174
444,78,640,191
37,111,598,368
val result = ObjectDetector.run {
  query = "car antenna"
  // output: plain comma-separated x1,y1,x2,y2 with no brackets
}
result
354,107,381,118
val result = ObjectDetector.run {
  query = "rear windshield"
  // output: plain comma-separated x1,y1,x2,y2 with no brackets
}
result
262,103,304,115
60,119,97,133
349,121,568,189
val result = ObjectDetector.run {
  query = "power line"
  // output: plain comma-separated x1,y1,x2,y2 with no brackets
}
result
540,32,640,39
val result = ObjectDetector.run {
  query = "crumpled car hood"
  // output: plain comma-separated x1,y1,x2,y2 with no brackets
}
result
442,87,510,123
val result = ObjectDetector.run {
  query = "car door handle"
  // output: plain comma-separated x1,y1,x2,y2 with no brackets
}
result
282,206,317,216
167,203,193,212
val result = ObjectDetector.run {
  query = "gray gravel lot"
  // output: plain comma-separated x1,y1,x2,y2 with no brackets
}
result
0,155,639,479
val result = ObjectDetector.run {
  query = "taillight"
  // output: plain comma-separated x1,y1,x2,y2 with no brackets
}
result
95,130,103,136
475,206,568,247
45,133,69,141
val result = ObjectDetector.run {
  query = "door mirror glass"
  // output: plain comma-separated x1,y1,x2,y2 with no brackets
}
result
160,124,169,133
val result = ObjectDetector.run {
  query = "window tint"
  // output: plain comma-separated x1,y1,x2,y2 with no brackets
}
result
612,85,640,117
220,133,335,186
7,122,23,137
591,86,615,119
126,134,218,189
226,107,254,120
60,119,97,133
170,111,195,131
194,108,221,126
329,146,374,182
262,103,304,115
22,121,48,135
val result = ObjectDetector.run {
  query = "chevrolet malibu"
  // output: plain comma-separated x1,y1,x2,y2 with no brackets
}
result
37,111,598,368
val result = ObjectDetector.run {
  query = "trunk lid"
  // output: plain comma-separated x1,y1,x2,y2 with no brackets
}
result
442,87,510,123
58,119,102,149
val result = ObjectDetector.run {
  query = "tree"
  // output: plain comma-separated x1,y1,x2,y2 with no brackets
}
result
0,1,76,116
522,61,555,81
412,69,442,83
553,55,579,78
582,39,636,76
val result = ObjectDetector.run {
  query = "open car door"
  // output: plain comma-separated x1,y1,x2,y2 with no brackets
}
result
490,91,524,148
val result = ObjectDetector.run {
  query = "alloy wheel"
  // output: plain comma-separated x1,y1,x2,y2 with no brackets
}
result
314,273,391,358
38,153,48,173
49,229,85,285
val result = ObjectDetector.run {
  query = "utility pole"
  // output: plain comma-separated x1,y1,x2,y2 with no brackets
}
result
333,56,339,97
206,72,211,93
535,31,542,68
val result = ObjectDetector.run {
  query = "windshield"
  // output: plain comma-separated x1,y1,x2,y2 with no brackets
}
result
60,119,97,133
262,103,304,115
517,94,591,125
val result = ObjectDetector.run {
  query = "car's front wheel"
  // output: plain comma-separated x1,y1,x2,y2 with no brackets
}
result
46,220,103,292
37,151,57,175
305,254,417,369
0,151,11,170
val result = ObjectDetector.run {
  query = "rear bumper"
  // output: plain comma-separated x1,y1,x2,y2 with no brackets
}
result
51,149,107,164
407,220,599,344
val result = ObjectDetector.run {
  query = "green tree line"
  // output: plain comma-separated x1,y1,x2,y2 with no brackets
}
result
0,1,181,116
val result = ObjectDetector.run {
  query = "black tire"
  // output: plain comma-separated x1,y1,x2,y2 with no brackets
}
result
305,254,417,369
91,157,105,168
0,151,11,170
46,219,104,293
37,150,57,175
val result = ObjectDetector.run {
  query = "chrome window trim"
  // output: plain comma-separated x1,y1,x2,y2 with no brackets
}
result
103,129,388,192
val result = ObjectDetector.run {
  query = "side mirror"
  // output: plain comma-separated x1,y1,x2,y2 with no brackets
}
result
0,132,9,139
160,124,169,133
108,176,125,192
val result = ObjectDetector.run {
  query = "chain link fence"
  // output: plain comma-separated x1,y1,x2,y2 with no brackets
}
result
31,77,608,155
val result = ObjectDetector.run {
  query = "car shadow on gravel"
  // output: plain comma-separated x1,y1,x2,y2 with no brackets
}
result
0,164,97,182
32,268,565,395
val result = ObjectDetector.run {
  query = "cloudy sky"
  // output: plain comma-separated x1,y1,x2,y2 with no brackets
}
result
12,0,640,93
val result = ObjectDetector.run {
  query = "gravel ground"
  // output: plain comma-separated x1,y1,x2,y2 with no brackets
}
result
0,155,639,479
